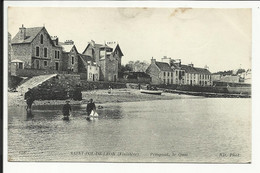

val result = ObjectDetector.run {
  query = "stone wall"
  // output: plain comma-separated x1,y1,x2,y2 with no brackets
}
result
30,74,81,100
12,68,74,77
28,74,126,100
11,44,32,68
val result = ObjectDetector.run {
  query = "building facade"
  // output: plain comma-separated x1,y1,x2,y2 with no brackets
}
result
10,25,101,81
146,57,212,86
82,40,123,82
11,25,63,74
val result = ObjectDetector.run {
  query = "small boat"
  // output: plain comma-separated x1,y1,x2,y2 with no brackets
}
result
140,89,162,95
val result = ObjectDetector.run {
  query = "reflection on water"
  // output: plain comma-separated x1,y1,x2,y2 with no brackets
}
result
8,98,251,162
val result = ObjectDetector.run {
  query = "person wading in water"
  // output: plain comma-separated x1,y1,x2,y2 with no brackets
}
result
24,88,34,110
86,99,96,118
62,100,72,120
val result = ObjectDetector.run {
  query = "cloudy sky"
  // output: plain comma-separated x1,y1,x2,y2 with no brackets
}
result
8,7,251,72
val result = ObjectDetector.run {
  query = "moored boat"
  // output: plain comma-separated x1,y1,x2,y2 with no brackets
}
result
140,89,162,95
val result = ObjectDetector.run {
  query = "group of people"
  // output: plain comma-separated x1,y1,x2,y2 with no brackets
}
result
24,88,97,119
62,98,96,119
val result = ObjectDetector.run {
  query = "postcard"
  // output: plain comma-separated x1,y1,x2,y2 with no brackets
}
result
4,1,260,173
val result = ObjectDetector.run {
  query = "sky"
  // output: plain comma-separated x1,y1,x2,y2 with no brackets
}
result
8,7,252,73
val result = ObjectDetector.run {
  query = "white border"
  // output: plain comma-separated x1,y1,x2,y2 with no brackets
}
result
3,1,260,173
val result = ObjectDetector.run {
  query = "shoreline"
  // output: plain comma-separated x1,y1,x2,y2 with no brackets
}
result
8,88,200,107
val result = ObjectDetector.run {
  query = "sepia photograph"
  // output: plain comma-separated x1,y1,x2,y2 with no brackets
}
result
5,2,255,167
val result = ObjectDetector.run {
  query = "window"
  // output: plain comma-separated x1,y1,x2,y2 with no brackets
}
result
71,56,74,64
40,34,43,44
164,72,166,76
36,46,39,56
44,61,48,67
57,51,60,59
55,50,57,58
18,63,23,69
44,48,47,57
168,72,170,76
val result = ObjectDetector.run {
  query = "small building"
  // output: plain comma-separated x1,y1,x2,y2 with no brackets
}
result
78,54,99,81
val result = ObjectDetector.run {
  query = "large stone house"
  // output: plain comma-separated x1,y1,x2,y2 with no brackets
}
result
82,40,123,81
11,25,63,73
146,57,212,86
10,25,100,81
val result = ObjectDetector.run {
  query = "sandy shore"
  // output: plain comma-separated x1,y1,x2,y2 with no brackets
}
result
8,88,199,107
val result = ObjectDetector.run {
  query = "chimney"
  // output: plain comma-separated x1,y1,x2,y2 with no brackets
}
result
161,56,171,65
64,40,74,45
19,24,26,40
91,40,95,46
151,57,156,64
188,63,194,67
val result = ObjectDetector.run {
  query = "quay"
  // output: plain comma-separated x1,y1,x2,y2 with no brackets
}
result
163,88,251,98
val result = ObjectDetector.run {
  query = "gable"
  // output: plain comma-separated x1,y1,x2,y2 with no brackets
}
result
114,45,124,56
82,43,91,54
11,27,44,44
11,27,56,47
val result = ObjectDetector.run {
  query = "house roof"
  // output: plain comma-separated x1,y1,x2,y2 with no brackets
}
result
78,54,93,63
62,45,74,52
155,62,173,71
11,59,24,63
82,41,124,56
181,65,211,75
11,27,44,44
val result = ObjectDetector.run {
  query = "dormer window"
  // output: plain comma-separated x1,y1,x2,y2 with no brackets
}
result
40,34,43,44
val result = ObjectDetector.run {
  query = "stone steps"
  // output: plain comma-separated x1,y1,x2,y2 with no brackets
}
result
17,74,57,93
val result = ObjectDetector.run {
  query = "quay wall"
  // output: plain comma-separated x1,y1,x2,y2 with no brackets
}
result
29,74,126,100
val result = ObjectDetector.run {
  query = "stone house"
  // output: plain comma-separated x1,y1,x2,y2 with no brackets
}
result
10,25,63,75
146,57,212,86
146,58,176,85
59,40,79,73
82,40,123,82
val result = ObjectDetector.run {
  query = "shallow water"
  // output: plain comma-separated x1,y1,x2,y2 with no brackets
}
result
8,97,251,163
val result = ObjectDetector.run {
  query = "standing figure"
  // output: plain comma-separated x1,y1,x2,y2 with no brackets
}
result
62,100,71,120
24,88,34,110
86,99,96,117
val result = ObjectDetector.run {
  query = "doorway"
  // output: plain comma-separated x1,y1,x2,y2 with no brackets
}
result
55,62,59,70
114,75,117,82
35,59,40,69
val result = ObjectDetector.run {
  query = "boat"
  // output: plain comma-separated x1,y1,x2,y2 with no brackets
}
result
140,89,162,95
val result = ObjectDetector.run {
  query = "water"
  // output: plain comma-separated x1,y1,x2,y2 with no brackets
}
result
8,97,251,163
